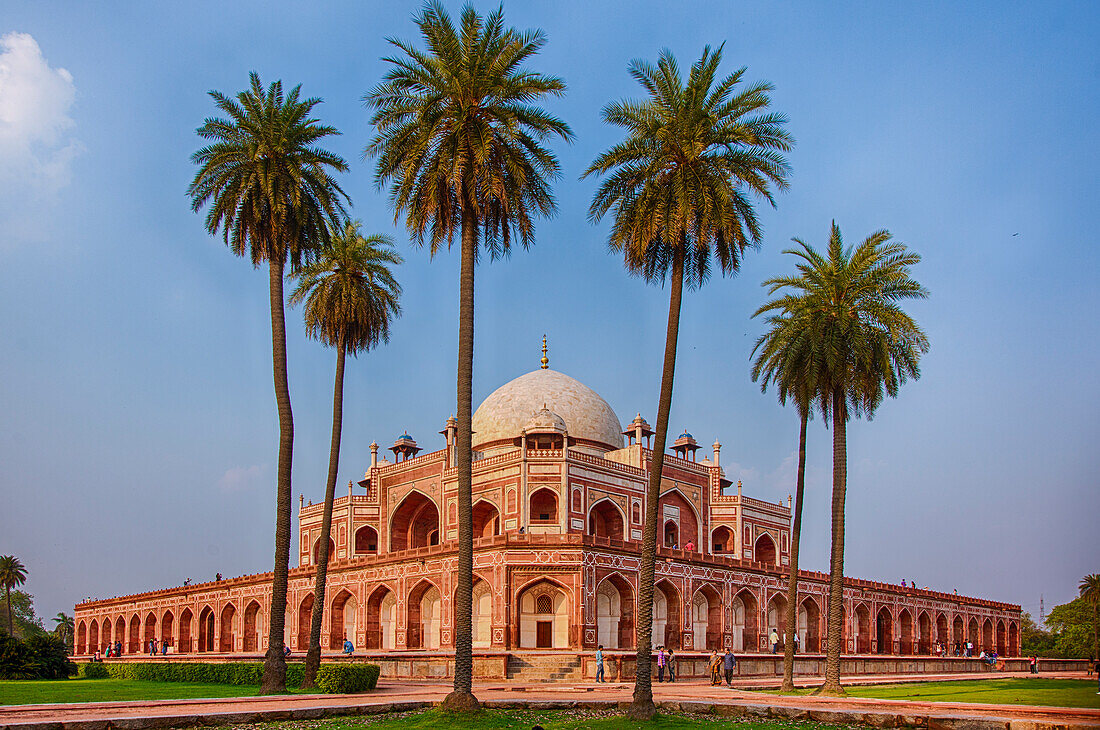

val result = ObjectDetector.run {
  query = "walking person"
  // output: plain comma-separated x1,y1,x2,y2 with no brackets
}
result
793,631,800,654
595,645,605,683
723,647,736,687
666,648,676,682
770,628,780,654
656,646,666,683
709,650,722,685
1029,655,1037,674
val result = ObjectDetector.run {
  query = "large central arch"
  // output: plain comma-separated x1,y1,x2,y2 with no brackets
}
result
596,573,634,649
389,491,440,551
588,499,625,541
517,578,570,648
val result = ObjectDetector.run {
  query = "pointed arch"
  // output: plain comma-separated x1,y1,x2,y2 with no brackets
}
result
76,620,87,655
161,610,174,650
898,608,914,654
178,608,193,653
995,619,1006,655
754,532,777,565
88,619,99,654
876,607,893,654
329,588,357,649
517,577,570,648
365,584,397,650
354,525,379,554
297,593,314,650
529,487,559,524
731,588,759,652
1008,621,1019,656
798,596,821,652
710,525,734,554
917,610,932,654
596,572,635,649
657,488,699,548
196,606,214,652
690,583,722,650
766,592,789,645
854,603,871,653
313,537,336,565
219,603,236,652
982,617,994,652
243,600,263,652
407,579,441,650
588,498,626,541
128,613,141,653
471,499,501,539
652,579,682,649
389,490,440,551
114,616,126,653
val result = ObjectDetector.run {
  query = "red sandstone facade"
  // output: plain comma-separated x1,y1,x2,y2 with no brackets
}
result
74,366,1020,660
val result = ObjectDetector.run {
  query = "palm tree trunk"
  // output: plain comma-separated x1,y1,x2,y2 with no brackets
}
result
5,585,12,637
820,388,847,696
780,410,808,692
441,195,479,713
261,255,294,694
302,339,347,688
629,249,685,721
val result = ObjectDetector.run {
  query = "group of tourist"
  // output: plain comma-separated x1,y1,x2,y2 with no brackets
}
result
593,645,741,686
706,649,738,686
768,628,799,654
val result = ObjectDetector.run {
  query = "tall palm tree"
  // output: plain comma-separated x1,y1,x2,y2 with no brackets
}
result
53,612,74,647
188,72,349,693
757,222,928,695
365,2,571,711
1080,574,1100,661
750,307,822,692
584,46,791,718
0,556,27,637
291,221,403,688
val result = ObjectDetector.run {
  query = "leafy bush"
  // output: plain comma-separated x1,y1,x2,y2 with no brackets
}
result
78,662,110,679
0,631,76,679
25,634,77,679
315,664,379,694
85,662,332,690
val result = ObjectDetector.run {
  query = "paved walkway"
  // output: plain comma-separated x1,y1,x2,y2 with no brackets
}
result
2,672,1098,729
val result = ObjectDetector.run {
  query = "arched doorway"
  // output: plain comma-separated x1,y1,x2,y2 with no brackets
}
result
472,500,501,539
652,580,681,649
529,488,558,525
197,607,214,653
690,585,721,650
657,490,699,549
952,615,964,650
407,580,440,650
898,609,914,654
88,619,99,655
936,613,948,648
968,617,980,650
219,603,236,652
178,609,193,653
876,608,893,654
588,499,625,540
917,611,932,654
754,533,777,564
115,616,126,653
767,593,788,647
1008,622,1019,656
982,618,994,652
731,589,759,651
799,597,821,652
144,611,157,650
128,614,141,654
472,579,492,648
596,574,634,649
389,491,440,551
663,520,679,548
365,586,397,650
161,611,174,651
297,594,314,650
996,620,1006,655
243,601,263,652
76,621,87,655
329,589,357,649
518,579,569,648
354,525,379,554
102,617,113,652
711,526,734,553
313,537,335,565
854,604,872,653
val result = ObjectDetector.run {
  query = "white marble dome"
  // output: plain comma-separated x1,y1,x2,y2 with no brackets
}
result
472,369,623,451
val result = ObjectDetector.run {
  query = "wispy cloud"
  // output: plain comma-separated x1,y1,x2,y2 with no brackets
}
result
0,32,81,242
218,464,265,492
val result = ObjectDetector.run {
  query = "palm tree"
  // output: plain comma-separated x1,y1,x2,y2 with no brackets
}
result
365,2,571,711
751,307,822,692
584,46,791,718
291,221,403,688
0,556,28,637
1080,574,1100,661
53,612,74,646
756,222,928,695
188,72,349,693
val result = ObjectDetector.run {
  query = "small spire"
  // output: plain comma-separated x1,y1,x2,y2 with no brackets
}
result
540,334,549,369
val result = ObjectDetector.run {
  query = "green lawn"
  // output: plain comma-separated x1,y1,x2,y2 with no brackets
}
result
0,679,311,706
225,709,859,729
769,678,1099,709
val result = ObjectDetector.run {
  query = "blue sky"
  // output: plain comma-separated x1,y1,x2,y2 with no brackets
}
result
1,1,1096,624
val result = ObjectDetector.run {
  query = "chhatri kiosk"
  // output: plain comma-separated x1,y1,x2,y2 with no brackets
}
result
74,347,1021,674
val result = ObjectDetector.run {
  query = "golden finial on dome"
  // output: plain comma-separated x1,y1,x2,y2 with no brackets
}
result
540,334,549,369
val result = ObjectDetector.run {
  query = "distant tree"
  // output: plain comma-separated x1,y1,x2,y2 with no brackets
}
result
1047,596,1095,658
366,2,571,711
755,223,929,695
1079,573,1099,659
189,72,349,693
0,590,44,640
0,556,27,637
291,221,403,688
1019,612,1055,656
52,612,74,647
584,45,791,718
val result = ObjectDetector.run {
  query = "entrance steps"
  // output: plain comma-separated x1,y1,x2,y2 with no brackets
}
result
506,653,583,682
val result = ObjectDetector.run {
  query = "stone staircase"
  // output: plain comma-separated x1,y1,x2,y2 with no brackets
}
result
506,653,584,682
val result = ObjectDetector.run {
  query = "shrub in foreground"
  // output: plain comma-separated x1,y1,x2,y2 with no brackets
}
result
75,661,377,693
315,663,379,693
0,632,76,679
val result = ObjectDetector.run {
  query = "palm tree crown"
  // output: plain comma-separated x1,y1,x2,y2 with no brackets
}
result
756,222,929,420
290,221,403,352
1080,573,1100,659
189,71,349,267
366,0,573,258
584,44,792,285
